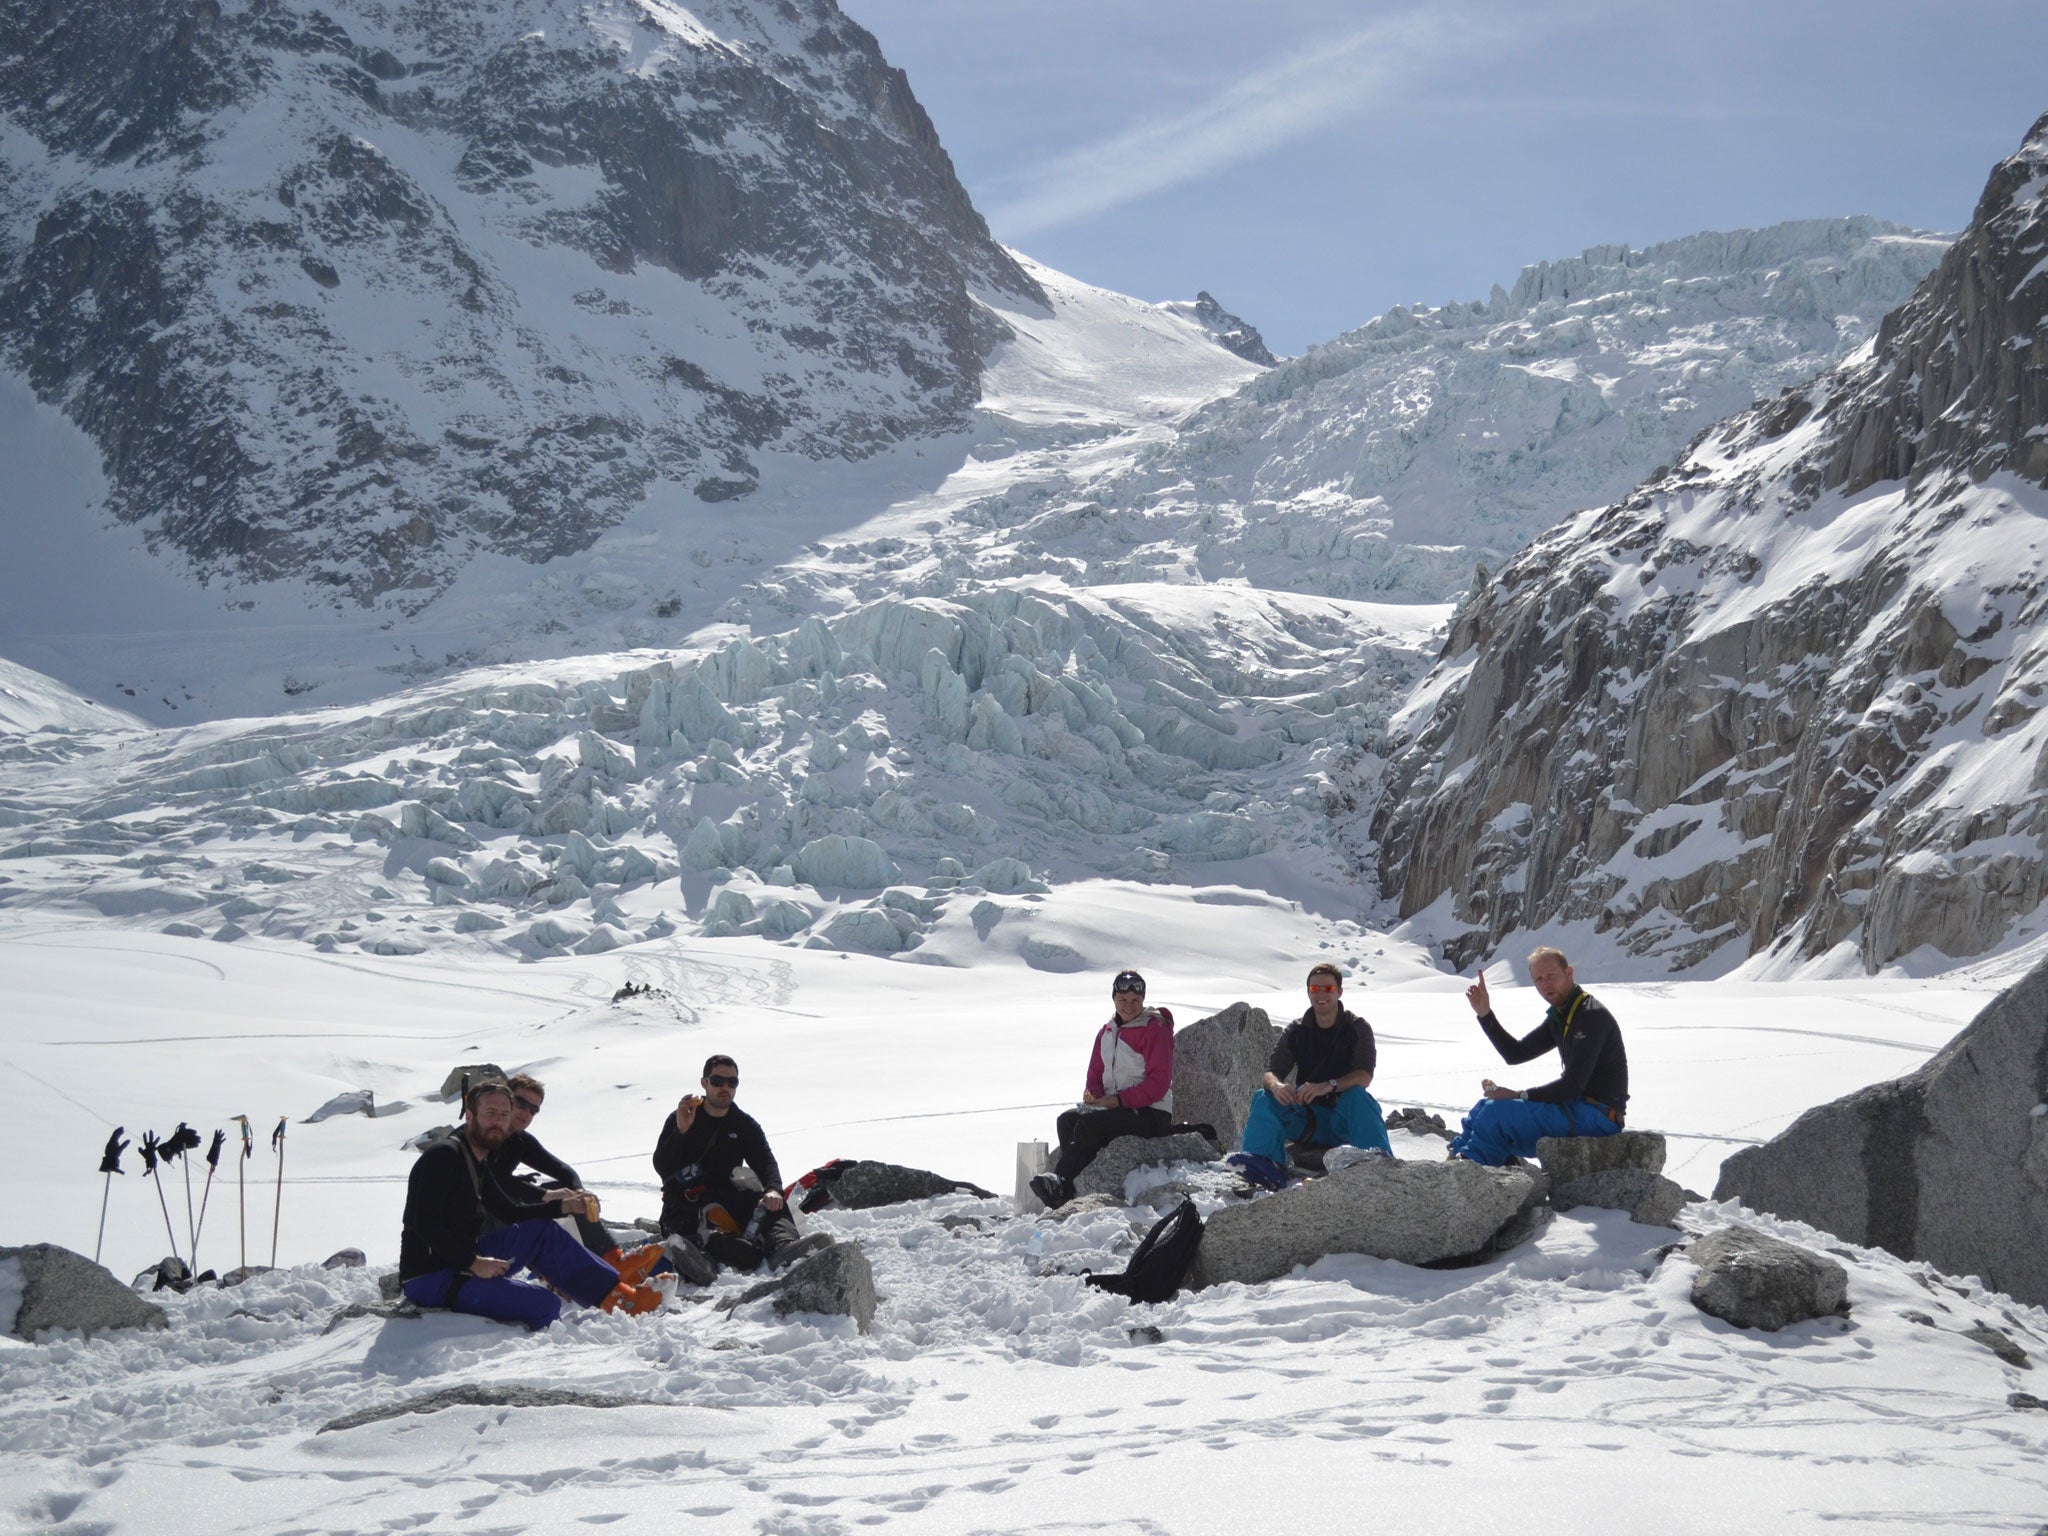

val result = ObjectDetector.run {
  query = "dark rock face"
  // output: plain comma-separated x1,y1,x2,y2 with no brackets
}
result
1070,1131,1222,1200
0,0,1041,603
1686,1225,1848,1331
1187,292,1276,367
817,1160,992,1209
723,1238,875,1331
1535,1130,1665,1184
1715,955,2048,1308
1367,113,2048,971
2,1243,169,1339
1553,1168,1689,1228
1187,1158,1539,1286
1171,1001,1277,1151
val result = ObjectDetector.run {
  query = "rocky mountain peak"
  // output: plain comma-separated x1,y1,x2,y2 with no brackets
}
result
0,0,1042,604
1363,110,2048,975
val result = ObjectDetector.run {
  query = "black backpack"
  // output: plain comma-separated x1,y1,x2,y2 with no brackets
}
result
1085,1199,1204,1304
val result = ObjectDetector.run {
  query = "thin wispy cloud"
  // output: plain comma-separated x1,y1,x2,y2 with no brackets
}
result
986,8,1489,238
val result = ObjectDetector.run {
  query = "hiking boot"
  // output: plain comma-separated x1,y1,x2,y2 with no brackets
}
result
662,1236,718,1287
1029,1172,1074,1210
1224,1152,1288,1192
600,1281,664,1316
767,1231,836,1269
605,1244,664,1287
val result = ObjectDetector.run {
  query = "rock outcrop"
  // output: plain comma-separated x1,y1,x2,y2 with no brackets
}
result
1686,1225,1849,1332
1071,1131,1222,1201
0,0,1041,603
1,1244,168,1339
810,1161,993,1210
724,1240,876,1332
1714,955,2048,1307
1368,113,2048,972
1172,1002,1278,1150
1187,1158,1538,1287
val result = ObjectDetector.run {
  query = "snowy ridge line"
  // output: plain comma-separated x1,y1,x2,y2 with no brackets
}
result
0,583,1440,964
1042,217,1951,609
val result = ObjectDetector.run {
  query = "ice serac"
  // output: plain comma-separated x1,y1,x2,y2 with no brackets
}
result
1367,111,2048,971
1094,217,1947,605
1715,953,2048,1309
0,0,1041,602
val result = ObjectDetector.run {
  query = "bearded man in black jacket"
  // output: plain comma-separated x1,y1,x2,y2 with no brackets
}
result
399,1079,660,1326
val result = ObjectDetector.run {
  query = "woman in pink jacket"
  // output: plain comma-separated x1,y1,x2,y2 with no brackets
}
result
1030,968,1175,1209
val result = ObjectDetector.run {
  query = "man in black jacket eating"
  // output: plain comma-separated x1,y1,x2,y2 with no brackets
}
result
1448,947,1629,1166
399,1078,661,1326
653,1054,801,1272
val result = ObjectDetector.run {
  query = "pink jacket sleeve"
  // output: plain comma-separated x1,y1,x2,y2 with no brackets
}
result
1118,1008,1175,1111
1084,1021,1109,1100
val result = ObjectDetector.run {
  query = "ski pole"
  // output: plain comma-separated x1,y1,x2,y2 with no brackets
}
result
232,1115,252,1270
140,1131,181,1265
94,1127,128,1266
269,1117,288,1268
193,1129,225,1270
164,1122,201,1256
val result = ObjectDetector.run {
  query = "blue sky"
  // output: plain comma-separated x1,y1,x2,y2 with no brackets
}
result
842,0,2048,354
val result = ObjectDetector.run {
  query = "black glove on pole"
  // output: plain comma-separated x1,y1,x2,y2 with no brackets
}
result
94,1127,127,1265
140,1131,181,1264
164,1122,202,1255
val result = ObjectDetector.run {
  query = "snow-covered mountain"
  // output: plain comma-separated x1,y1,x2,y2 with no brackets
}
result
1093,218,1947,603
0,0,1040,603
1367,112,2048,976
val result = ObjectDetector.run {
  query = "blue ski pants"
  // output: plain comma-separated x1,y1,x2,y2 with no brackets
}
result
1448,1097,1620,1166
403,1219,620,1329
1241,1085,1391,1164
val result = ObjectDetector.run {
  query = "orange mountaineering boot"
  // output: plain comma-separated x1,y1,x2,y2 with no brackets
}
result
604,1245,664,1287
600,1281,664,1316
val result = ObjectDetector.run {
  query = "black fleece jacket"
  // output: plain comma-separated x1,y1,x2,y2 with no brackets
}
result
399,1133,553,1281
653,1105,781,1234
1477,987,1628,1109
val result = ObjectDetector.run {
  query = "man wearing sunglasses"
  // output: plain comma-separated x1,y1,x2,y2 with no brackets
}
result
652,1054,798,1271
1226,962,1391,1190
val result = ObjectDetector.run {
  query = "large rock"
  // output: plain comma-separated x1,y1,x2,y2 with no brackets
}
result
1686,1225,1849,1331
1715,956,2048,1307
435,1064,505,1102
1072,1131,1223,1201
818,1161,994,1210
724,1241,876,1333
1188,1159,1539,1287
1554,1168,1690,1228
1,1244,168,1339
1536,1130,1665,1184
1172,1002,1279,1151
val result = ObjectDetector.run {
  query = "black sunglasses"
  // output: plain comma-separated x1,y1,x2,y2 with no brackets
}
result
512,1096,541,1115
706,1074,738,1088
